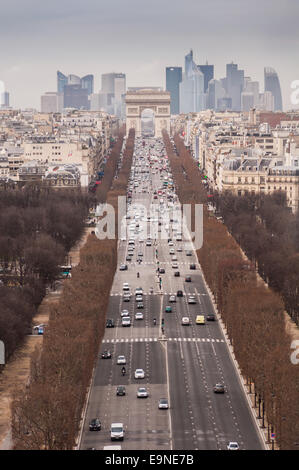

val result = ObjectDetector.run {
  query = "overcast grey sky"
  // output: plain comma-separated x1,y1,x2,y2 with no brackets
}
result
1,0,298,110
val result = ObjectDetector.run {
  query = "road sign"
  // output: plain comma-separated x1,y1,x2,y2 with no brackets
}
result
271,433,275,440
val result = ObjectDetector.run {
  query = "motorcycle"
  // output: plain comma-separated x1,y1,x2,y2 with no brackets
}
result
137,272,140,278
121,367,126,376
153,318,156,325
150,287,154,294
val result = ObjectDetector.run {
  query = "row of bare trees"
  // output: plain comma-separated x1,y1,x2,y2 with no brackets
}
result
95,127,125,203
163,131,299,450
0,186,92,364
212,190,299,325
11,130,135,450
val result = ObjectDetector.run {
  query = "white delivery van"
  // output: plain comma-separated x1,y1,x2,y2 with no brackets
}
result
110,423,124,441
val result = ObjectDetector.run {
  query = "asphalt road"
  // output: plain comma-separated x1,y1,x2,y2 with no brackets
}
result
79,137,264,451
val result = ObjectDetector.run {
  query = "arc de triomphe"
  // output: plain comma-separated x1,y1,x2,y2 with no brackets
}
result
125,89,171,137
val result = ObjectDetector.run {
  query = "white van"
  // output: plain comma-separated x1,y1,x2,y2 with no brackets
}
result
111,423,124,441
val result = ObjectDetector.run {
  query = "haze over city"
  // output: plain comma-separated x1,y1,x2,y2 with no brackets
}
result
0,0,299,457
1,0,298,110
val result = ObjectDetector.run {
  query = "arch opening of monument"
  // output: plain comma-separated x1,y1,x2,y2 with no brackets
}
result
141,108,155,137
125,88,170,138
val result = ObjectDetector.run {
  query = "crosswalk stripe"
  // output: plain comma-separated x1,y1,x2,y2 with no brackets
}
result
101,337,225,343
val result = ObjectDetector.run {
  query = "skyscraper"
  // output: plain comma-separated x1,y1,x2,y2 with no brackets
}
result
264,67,283,111
56,71,94,110
166,67,182,114
226,62,244,111
81,75,94,96
207,79,225,110
100,73,126,117
57,71,68,94
1,92,10,108
180,50,205,114
63,85,89,110
198,62,214,93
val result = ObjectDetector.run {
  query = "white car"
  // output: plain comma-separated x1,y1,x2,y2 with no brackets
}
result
117,355,126,365
188,295,197,304
181,317,190,325
227,442,239,450
135,287,143,295
123,293,131,302
172,263,178,269
121,309,129,317
134,369,145,379
123,283,130,291
168,241,174,246
158,398,169,409
137,387,148,398
135,312,144,320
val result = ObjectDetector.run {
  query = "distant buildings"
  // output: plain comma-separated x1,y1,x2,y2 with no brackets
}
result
0,109,119,188
179,50,205,114
175,51,283,113
1,92,10,109
41,72,94,113
198,62,214,93
166,67,182,115
41,92,63,113
174,108,299,212
264,67,283,111
100,73,126,118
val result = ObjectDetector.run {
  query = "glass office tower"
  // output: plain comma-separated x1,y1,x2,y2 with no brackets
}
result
264,67,283,111
166,67,182,114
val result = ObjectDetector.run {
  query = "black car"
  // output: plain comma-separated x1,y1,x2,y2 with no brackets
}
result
159,268,165,274
106,319,114,328
177,290,183,297
89,418,101,431
116,386,126,396
207,314,216,321
174,271,180,277
101,350,112,359
185,276,192,282
190,264,196,270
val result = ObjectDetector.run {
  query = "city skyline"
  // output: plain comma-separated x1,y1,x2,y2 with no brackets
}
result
0,0,298,110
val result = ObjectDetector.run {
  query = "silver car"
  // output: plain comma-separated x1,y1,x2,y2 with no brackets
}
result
137,387,148,398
